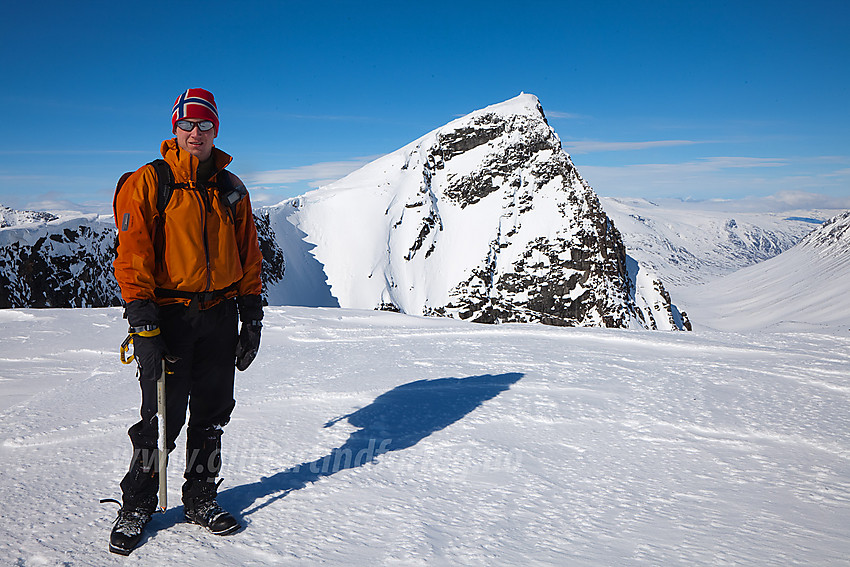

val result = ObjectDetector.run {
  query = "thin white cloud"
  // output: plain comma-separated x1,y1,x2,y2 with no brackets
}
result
824,167,850,178
693,156,788,169
583,156,788,179
760,190,850,210
0,149,147,155
562,140,704,153
244,156,382,186
578,156,850,202
545,110,591,120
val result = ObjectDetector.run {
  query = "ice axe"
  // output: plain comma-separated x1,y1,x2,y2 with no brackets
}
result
120,332,175,513
155,355,178,512
156,358,167,512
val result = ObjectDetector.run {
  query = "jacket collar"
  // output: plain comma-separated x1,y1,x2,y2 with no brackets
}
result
160,138,233,182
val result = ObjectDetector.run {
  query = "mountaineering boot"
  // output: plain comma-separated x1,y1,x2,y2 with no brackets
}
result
111,448,158,554
108,497,156,555
183,479,240,535
183,426,239,534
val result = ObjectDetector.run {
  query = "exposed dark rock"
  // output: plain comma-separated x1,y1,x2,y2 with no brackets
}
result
253,210,286,303
0,221,120,308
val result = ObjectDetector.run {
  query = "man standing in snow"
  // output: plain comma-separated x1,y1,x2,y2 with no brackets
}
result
109,88,264,555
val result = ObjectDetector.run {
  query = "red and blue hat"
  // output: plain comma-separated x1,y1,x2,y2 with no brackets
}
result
171,88,219,134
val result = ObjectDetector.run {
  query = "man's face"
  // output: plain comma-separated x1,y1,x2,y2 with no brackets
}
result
175,119,216,161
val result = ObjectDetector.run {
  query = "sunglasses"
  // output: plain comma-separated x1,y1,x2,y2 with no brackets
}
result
175,119,215,132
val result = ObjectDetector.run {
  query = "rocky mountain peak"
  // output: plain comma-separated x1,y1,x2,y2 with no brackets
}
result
269,94,688,330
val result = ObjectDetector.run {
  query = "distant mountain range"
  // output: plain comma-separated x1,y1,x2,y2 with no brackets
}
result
600,197,836,287
0,96,845,332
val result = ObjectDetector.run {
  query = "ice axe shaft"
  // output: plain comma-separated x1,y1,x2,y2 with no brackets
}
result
157,358,167,512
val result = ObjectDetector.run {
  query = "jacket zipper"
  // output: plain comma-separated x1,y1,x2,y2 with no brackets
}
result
191,184,213,292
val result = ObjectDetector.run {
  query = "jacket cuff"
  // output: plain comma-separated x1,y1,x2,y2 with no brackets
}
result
237,294,264,323
125,299,159,328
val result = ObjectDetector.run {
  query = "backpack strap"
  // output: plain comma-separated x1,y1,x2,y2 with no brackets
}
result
145,159,177,273
148,159,176,216
113,160,176,234
212,170,248,223
145,159,245,223
113,172,135,229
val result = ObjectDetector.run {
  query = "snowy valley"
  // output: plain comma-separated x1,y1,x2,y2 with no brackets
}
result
600,196,831,287
679,210,850,332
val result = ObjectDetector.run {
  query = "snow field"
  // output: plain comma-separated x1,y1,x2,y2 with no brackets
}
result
0,307,849,565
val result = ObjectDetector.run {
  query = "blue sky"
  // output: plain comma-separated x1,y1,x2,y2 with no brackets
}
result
1,0,848,213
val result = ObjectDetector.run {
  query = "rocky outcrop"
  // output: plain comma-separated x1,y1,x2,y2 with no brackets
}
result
1,205,59,227
800,210,850,250
0,218,120,308
254,210,286,298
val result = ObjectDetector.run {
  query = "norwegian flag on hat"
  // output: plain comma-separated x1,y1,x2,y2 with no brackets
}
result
171,88,219,134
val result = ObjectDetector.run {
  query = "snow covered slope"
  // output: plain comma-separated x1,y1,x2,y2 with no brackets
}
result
679,210,850,332
268,94,684,329
601,197,838,287
1,307,848,565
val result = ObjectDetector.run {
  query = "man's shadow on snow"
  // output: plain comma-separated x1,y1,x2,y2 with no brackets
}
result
218,372,523,518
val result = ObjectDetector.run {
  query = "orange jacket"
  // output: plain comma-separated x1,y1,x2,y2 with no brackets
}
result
113,138,263,307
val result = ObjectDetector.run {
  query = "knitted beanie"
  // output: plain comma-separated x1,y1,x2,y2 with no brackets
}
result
171,88,219,134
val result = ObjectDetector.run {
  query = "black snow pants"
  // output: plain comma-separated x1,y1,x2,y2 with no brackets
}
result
120,298,238,509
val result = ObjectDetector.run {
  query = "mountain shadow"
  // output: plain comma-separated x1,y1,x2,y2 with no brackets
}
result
218,372,523,517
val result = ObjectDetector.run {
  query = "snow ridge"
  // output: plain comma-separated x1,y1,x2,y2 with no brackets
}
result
0,204,59,228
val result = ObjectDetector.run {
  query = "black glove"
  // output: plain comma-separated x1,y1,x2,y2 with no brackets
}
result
125,299,159,328
235,322,261,371
235,295,263,371
133,332,169,381
124,299,169,380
